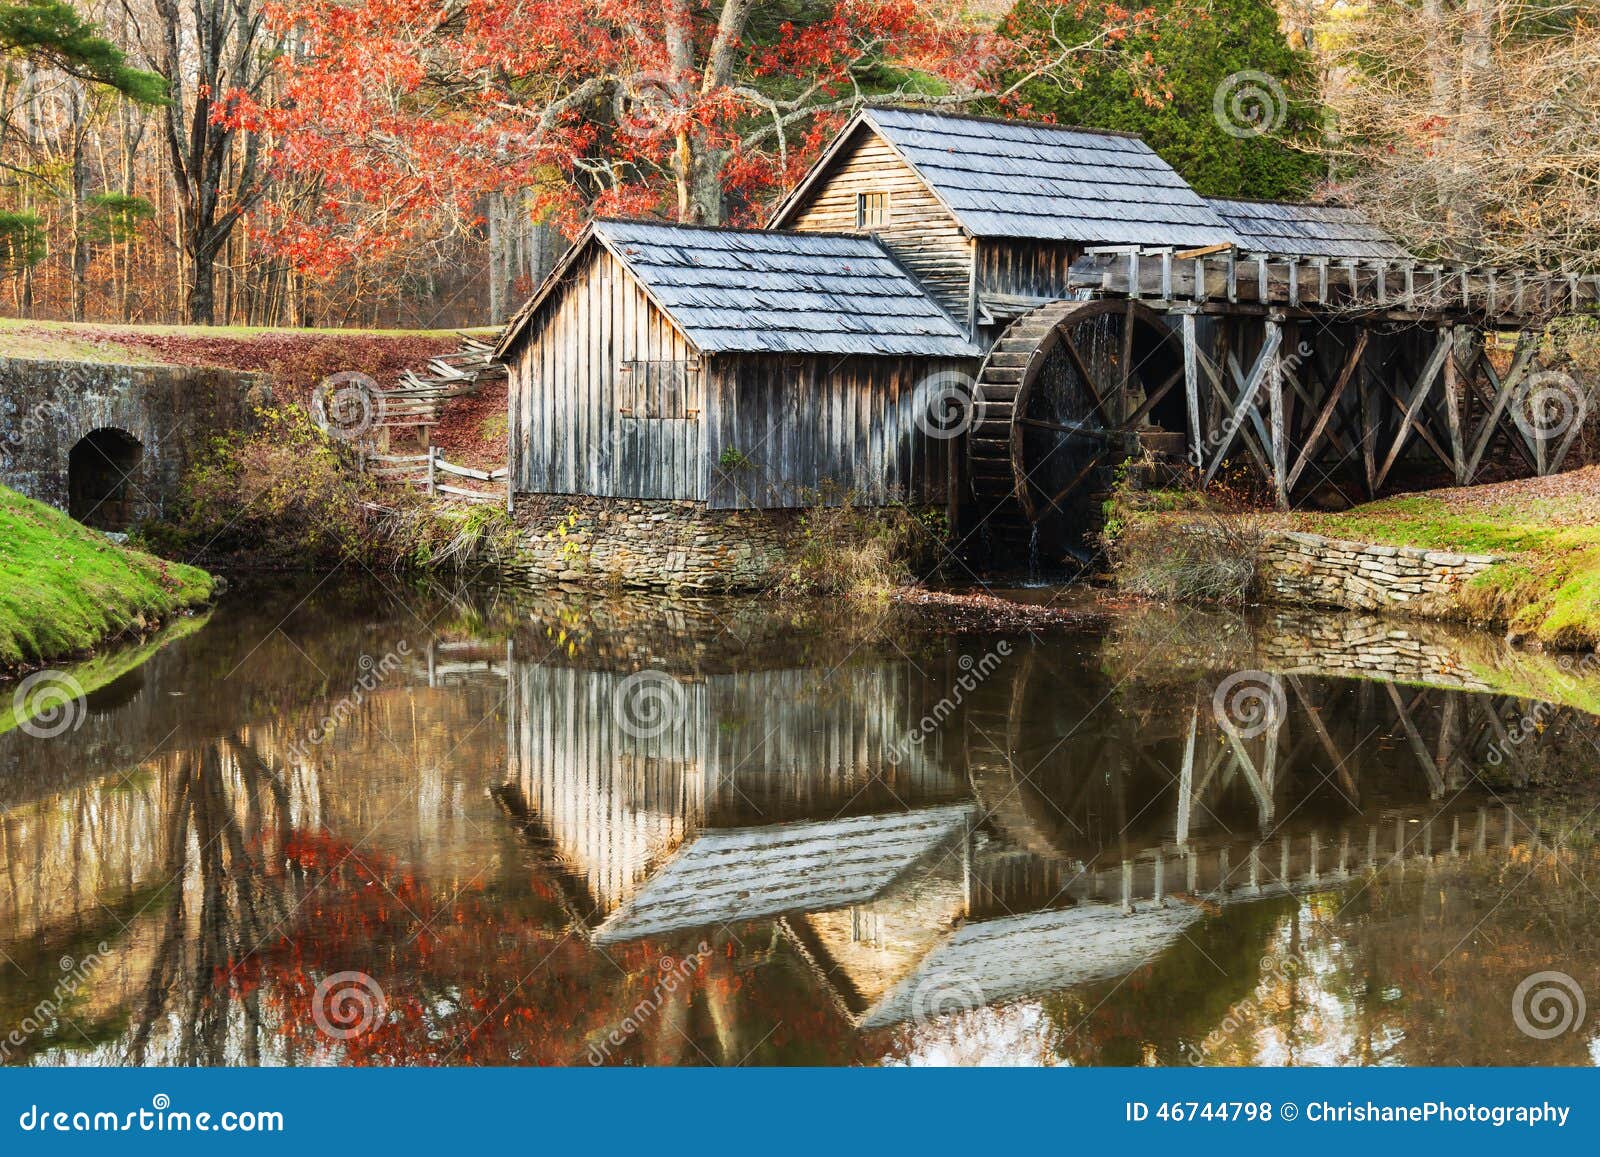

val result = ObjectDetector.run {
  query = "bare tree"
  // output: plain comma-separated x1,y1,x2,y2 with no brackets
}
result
128,0,271,323
1326,0,1600,269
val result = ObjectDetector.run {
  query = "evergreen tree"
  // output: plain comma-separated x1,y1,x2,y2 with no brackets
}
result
1002,0,1323,200
0,0,166,104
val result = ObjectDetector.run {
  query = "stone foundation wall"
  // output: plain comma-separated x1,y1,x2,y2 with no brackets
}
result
1257,529,1501,618
504,495,810,591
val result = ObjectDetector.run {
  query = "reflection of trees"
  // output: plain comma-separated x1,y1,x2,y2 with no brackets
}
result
1321,844,1600,1065
1038,899,1294,1065
128,735,296,1066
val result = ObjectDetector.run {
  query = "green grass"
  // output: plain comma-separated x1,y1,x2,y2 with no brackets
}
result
0,484,215,669
1291,494,1600,651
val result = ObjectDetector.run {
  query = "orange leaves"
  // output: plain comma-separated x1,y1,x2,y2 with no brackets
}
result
238,0,1003,276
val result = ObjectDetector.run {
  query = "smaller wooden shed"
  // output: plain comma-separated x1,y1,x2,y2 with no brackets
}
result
495,218,978,510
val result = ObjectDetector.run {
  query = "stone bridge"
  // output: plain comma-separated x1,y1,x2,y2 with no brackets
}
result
0,355,267,531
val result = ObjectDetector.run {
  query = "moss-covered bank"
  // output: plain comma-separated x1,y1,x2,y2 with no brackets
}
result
1286,476,1600,651
0,484,215,670
1105,467,1600,651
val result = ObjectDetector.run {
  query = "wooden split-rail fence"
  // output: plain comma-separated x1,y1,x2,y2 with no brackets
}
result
361,446,510,506
370,334,506,436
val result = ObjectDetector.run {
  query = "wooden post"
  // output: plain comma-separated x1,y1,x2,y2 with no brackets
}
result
1177,703,1197,847
427,445,437,497
1266,314,1288,509
1181,310,1201,470
1443,324,1466,485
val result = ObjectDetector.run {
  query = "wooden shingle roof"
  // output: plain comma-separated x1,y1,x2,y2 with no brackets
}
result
591,804,974,944
496,218,977,360
1206,197,1412,260
861,107,1237,248
857,902,1200,1028
598,220,975,356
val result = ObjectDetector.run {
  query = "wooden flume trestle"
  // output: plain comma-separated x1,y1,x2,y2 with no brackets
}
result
965,242,1598,534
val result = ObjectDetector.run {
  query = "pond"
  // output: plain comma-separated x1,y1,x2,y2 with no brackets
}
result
2,581,1598,1066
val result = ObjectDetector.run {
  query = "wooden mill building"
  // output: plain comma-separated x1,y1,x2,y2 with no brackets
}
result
496,106,1599,558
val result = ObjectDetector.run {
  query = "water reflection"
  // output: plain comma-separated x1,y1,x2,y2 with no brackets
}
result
2,584,1599,1066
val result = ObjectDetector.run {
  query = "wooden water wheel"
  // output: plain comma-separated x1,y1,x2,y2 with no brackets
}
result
968,299,1188,553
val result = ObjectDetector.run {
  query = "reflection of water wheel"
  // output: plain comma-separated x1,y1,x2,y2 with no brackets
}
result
969,299,1187,557
963,650,1063,860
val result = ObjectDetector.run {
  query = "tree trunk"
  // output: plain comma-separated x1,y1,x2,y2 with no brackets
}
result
187,250,216,325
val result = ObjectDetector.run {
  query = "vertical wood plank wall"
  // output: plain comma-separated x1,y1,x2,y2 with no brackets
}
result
783,127,974,324
510,246,706,500
504,659,965,915
976,239,1082,302
706,354,971,509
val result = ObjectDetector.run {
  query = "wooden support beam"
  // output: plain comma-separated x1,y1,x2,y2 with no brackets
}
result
1183,312,1202,467
1443,325,1466,484
1374,329,1453,491
1203,324,1284,486
1463,338,1537,482
1267,316,1288,508
1359,363,1378,498
1550,381,1597,473
1226,349,1279,468
1386,683,1445,798
1285,328,1370,492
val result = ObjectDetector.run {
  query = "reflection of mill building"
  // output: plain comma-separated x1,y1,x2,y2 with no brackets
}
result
498,642,1558,1029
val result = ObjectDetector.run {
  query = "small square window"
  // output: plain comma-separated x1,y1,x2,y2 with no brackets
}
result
856,191,890,230
618,359,699,420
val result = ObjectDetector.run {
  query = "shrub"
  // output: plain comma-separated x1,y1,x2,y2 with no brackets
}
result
1103,469,1264,603
776,485,947,600
151,404,515,573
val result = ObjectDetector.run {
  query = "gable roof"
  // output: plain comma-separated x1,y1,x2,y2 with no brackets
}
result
773,107,1237,248
856,902,1200,1028
592,804,974,944
496,218,977,360
1206,197,1412,260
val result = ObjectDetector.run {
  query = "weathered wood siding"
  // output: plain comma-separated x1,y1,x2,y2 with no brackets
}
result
977,238,1081,302
504,659,966,916
782,126,974,326
706,353,973,509
509,246,706,499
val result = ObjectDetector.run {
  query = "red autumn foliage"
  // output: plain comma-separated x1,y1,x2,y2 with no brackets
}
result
221,0,1015,274
222,831,869,1065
